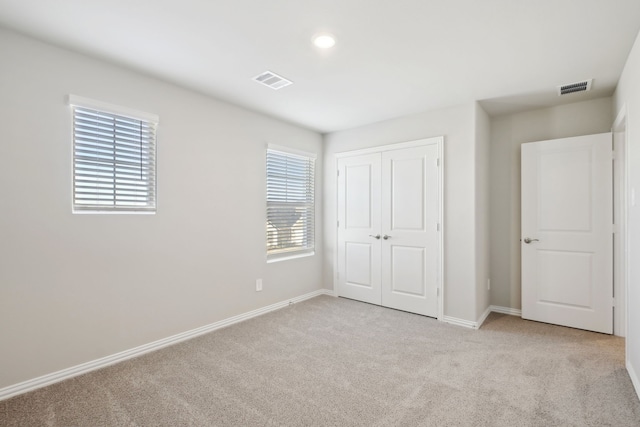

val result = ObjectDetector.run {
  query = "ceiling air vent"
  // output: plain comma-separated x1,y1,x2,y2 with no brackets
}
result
557,79,593,96
252,71,293,90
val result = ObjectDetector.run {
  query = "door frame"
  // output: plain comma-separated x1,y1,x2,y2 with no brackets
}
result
613,105,629,338
334,136,445,320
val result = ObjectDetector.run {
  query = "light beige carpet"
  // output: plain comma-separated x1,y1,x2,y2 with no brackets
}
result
1,295,639,426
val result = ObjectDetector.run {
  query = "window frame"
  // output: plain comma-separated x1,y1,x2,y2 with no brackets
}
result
266,144,316,262
68,95,159,214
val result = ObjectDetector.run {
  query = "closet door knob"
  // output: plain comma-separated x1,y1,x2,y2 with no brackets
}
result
383,235,391,240
369,234,381,240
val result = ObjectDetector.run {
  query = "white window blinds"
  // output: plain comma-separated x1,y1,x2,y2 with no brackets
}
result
266,146,316,259
70,96,158,213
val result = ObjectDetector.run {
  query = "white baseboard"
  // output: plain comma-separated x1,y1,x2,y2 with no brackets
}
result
0,289,332,402
443,305,522,330
442,316,479,329
490,305,522,317
476,306,492,328
323,288,337,297
628,359,640,401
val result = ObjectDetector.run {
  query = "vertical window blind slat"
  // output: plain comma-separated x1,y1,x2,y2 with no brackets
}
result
266,149,315,257
72,104,157,213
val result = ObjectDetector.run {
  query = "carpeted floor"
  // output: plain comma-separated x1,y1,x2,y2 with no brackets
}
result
1,295,639,426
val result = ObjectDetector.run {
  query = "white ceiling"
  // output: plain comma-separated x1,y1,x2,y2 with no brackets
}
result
0,0,639,133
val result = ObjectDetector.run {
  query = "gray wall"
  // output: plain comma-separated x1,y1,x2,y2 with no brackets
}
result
323,103,481,323
614,27,640,398
0,28,324,389
488,98,613,310
474,103,491,319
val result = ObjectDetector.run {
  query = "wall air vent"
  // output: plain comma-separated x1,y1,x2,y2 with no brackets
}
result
252,71,293,90
557,79,593,96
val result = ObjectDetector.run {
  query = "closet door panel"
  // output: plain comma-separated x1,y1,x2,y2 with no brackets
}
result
381,145,439,317
389,157,425,231
390,246,426,296
337,154,382,305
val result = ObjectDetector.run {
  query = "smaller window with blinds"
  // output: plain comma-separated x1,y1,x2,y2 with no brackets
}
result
68,95,158,213
266,145,316,261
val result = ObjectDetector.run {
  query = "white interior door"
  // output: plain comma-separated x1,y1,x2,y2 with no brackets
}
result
521,133,613,334
381,145,440,317
337,154,382,305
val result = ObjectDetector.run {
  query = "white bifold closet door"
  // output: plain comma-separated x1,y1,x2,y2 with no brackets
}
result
336,153,382,305
337,142,441,318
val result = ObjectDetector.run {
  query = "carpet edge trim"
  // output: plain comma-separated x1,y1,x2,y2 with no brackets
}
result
0,288,332,401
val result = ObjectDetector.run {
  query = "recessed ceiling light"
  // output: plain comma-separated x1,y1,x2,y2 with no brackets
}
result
313,34,336,49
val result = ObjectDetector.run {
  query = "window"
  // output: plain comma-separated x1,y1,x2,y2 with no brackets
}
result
69,95,158,213
266,145,316,260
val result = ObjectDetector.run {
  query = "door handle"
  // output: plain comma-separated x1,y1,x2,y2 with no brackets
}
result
523,237,539,244
383,235,391,240
369,234,381,240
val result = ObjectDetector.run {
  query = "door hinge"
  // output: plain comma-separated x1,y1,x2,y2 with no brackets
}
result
436,158,440,166
437,288,440,297
612,297,616,308
436,223,440,231
337,170,340,176
337,220,340,227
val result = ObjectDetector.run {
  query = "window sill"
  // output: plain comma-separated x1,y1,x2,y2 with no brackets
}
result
72,210,156,215
267,251,315,264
